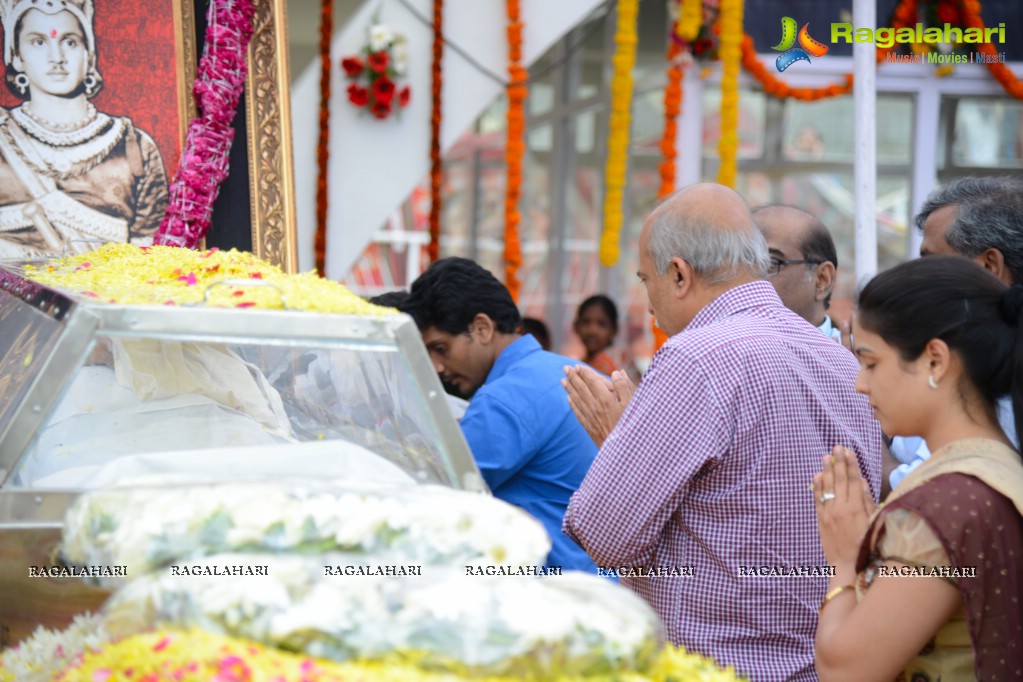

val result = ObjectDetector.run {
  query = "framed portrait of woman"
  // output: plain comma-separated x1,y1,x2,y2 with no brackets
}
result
0,0,296,270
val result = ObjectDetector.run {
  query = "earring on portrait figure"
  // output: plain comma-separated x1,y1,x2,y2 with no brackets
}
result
928,375,939,390
13,72,28,96
83,73,98,97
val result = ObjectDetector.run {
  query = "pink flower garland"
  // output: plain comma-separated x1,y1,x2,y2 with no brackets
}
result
154,0,257,249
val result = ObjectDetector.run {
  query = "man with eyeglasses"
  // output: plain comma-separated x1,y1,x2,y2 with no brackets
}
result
753,205,841,342
752,205,913,496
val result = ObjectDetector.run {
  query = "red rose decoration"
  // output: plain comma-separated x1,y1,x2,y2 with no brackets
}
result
936,2,959,25
341,56,364,78
373,77,396,104
347,83,368,107
692,38,713,56
368,51,389,74
342,23,409,120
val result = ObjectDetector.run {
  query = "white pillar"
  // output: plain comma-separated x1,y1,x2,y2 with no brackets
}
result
677,65,703,189
853,0,877,285
908,82,940,259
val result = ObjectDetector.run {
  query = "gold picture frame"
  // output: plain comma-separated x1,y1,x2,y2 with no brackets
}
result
244,0,298,273
190,0,298,272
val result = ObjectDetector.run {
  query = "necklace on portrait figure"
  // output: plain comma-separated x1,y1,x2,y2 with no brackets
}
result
8,105,125,177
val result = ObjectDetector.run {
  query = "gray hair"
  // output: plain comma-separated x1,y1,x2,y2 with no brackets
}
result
647,204,770,285
916,176,1023,285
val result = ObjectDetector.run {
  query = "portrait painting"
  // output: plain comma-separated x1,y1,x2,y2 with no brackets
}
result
0,0,297,270
0,0,192,260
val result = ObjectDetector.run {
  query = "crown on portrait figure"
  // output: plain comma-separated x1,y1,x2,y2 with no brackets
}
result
0,0,96,67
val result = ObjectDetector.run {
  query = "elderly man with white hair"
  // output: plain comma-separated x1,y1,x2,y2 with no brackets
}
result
562,183,881,682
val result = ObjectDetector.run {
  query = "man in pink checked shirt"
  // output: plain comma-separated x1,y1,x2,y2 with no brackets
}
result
562,183,881,682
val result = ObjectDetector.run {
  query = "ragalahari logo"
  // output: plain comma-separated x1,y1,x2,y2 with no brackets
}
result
772,17,829,72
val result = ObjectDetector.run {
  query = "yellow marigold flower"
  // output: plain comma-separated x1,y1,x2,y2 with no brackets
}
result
51,629,745,682
23,244,396,316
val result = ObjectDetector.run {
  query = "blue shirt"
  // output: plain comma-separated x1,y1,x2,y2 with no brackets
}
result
817,315,842,343
460,334,599,572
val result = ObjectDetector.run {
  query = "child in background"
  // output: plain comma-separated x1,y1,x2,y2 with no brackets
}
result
521,317,552,351
573,295,618,376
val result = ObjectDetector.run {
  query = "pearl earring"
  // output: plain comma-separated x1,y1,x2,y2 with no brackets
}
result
928,375,939,390
13,72,28,96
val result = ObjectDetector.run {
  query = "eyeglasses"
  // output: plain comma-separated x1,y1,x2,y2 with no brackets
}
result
767,257,820,276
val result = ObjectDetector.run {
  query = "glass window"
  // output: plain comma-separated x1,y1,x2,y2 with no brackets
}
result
529,50,558,117
698,88,915,315
729,171,911,301
558,110,604,356
631,89,668,153
632,0,670,80
614,153,662,375
479,96,508,134
571,12,610,103
781,95,913,164
518,125,555,320
952,97,1023,168
701,88,767,159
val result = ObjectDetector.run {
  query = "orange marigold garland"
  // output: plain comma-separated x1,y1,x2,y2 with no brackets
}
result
504,0,527,301
960,0,1023,100
736,0,907,102
658,41,684,198
428,0,444,262
737,0,1021,101
740,34,854,101
314,0,333,277
652,38,685,351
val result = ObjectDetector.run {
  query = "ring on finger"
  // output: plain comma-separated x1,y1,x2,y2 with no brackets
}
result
819,492,837,503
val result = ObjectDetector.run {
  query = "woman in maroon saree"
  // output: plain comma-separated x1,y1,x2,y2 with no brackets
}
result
812,255,1023,682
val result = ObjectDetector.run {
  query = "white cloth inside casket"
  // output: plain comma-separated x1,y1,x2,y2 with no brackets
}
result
11,361,415,489
21,440,416,490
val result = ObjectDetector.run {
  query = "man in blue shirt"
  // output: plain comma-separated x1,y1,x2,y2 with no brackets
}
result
403,257,599,572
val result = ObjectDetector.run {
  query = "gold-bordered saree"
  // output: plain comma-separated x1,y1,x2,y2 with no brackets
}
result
856,438,1023,682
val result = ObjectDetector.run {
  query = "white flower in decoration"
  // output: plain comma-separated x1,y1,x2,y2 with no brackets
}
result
224,489,290,546
497,579,575,644
60,481,551,586
369,23,395,52
0,613,110,682
392,35,408,75
100,557,663,677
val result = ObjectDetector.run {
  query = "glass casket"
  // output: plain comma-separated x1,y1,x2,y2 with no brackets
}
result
0,263,484,647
